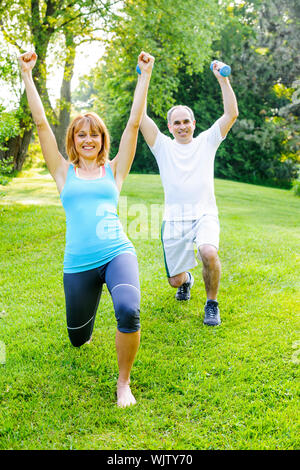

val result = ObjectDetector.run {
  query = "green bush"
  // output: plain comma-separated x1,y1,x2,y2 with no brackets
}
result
0,107,20,152
23,138,47,170
292,178,300,197
0,108,20,184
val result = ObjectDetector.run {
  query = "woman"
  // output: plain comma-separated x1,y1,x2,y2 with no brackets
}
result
19,50,154,407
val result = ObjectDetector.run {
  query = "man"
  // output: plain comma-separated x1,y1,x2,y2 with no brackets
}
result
140,61,238,326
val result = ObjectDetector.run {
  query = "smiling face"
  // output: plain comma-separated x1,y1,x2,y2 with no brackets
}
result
66,112,110,167
167,106,196,144
74,121,103,161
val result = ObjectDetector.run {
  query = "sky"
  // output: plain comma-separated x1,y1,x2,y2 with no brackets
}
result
0,40,105,111
48,41,105,107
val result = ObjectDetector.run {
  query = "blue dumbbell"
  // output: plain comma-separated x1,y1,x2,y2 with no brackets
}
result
210,60,231,77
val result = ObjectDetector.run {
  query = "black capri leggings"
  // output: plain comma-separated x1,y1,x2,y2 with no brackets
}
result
63,253,140,347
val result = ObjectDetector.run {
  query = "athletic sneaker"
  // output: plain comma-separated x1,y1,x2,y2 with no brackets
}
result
175,272,194,301
203,300,221,326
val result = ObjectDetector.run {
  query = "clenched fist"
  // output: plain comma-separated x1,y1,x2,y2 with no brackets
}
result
18,51,37,75
137,51,155,76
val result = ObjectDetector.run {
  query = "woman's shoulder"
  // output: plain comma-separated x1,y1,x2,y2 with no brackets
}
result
106,159,116,175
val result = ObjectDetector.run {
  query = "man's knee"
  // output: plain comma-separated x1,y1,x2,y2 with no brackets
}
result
198,244,219,266
168,273,186,288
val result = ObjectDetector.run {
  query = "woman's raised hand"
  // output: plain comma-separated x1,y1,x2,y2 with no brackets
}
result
18,51,37,75
137,51,155,76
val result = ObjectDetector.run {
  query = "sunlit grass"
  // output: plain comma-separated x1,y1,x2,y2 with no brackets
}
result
0,167,61,206
0,166,299,450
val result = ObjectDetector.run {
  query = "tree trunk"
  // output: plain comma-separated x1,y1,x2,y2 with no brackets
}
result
0,127,33,171
0,32,75,169
0,44,53,172
0,90,34,171
54,32,76,158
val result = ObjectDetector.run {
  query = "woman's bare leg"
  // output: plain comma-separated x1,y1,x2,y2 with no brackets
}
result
115,329,140,407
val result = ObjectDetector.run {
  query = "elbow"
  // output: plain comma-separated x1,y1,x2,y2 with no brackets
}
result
225,105,239,123
232,114,238,126
127,116,140,130
233,105,239,120
229,110,239,124
35,118,48,131
230,115,238,130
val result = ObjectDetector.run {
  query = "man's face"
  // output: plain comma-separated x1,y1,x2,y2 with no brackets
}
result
168,108,196,144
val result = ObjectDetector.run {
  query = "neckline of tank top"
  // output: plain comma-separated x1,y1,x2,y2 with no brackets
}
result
74,164,106,180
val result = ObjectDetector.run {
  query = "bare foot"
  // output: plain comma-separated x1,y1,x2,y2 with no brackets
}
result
117,382,136,408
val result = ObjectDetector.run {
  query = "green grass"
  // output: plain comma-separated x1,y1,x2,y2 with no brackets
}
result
0,166,299,450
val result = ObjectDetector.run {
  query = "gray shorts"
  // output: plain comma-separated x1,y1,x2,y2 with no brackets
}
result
161,215,220,278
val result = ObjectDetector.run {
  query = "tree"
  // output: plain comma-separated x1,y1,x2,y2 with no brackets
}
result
230,0,300,185
0,0,118,169
86,0,224,166
170,0,299,187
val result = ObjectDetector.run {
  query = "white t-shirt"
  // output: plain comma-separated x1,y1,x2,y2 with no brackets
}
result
149,119,225,221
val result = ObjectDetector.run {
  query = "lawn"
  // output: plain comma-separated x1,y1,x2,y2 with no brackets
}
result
0,166,299,450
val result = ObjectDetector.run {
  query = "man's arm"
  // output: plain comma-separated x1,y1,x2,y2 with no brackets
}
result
139,104,159,148
212,63,239,138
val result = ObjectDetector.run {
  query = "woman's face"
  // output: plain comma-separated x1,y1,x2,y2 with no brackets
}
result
74,121,102,161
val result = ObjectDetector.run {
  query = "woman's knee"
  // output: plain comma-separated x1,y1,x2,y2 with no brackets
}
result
67,322,94,347
68,331,89,348
117,304,140,333
112,285,141,333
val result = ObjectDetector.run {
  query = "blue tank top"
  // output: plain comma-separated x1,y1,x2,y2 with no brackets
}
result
60,163,135,273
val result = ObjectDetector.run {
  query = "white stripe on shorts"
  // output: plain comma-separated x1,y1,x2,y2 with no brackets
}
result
67,314,95,330
110,283,140,294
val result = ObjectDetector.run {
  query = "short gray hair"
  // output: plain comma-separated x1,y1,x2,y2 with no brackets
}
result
167,105,195,124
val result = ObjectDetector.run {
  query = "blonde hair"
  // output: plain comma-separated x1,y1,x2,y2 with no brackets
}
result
65,112,110,166
167,105,195,124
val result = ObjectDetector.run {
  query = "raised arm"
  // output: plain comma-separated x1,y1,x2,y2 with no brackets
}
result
111,51,154,191
212,62,239,138
139,101,159,149
18,52,68,193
